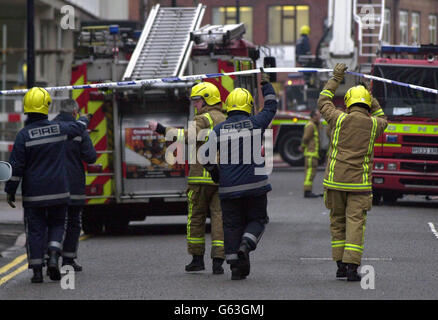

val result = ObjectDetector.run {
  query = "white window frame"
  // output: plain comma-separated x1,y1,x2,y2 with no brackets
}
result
411,12,420,45
399,10,408,45
429,15,437,44
382,8,391,44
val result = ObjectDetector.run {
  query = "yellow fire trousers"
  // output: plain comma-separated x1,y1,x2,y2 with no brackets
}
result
324,189,372,265
304,156,318,192
186,184,225,259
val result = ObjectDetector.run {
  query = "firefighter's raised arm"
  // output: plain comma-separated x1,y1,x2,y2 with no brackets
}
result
318,63,348,127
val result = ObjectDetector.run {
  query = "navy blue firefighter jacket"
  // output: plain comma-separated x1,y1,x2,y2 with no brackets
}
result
5,113,90,208
53,113,97,206
207,82,278,200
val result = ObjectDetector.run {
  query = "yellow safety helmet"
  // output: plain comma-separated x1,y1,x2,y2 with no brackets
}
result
190,82,221,106
344,85,372,109
225,88,254,115
300,25,310,35
23,87,52,115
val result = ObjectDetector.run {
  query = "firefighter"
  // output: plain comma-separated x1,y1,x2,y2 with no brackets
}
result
299,110,322,198
295,25,311,64
5,88,90,283
318,63,387,281
204,73,277,280
149,82,227,274
53,99,97,272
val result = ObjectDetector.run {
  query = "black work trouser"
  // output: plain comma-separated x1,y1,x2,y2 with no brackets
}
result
24,205,67,268
62,205,83,260
220,193,269,263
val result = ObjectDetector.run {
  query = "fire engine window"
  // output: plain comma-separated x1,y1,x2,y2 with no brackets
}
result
268,5,309,44
212,6,253,42
373,66,438,118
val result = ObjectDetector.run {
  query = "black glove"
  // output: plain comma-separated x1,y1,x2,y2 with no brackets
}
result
204,164,220,183
156,122,166,135
7,193,16,208
261,72,270,85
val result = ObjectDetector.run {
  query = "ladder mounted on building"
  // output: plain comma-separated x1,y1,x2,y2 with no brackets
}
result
123,4,205,81
353,0,386,57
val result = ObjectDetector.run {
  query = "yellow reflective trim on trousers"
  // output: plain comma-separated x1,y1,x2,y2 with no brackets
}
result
188,237,205,243
344,247,363,253
328,113,347,181
304,157,313,186
323,179,372,190
363,117,377,185
332,244,346,248
332,240,346,244
187,190,194,239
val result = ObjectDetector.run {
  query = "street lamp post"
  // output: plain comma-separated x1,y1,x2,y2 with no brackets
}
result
27,0,35,89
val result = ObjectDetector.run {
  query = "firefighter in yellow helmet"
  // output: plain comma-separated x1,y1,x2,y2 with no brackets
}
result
203,73,277,280
299,109,322,198
5,88,90,283
149,81,227,274
296,25,311,65
318,64,387,281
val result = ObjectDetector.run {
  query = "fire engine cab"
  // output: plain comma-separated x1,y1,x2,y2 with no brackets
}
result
371,45,438,204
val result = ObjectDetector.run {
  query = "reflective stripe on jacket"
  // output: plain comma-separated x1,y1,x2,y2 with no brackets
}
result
5,116,89,207
318,79,388,192
166,105,227,185
53,113,97,206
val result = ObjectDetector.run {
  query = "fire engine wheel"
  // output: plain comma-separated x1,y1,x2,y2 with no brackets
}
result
372,191,382,205
82,213,104,235
278,131,304,166
104,216,130,235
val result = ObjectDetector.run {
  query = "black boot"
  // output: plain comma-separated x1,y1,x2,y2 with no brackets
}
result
185,255,205,272
346,263,362,281
62,258,83,272
238,242,250,277
230,261,246,280
336,261,347,278
304,191,319,198
47,250,61,281
31,266,43,283
212,258,224,275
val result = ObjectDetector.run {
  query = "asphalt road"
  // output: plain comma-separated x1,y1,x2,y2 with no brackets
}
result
1,168,438,300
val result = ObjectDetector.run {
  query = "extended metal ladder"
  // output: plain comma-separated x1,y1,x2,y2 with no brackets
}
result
123,4,205,81
353,0,386,57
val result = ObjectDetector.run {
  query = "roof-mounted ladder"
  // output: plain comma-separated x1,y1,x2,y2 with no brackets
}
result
123,4,205,81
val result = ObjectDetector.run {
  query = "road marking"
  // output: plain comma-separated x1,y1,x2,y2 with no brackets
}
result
428,222,438,239
300,257,393,261
0,233,92,286
0,254,27,276
0,264,28,286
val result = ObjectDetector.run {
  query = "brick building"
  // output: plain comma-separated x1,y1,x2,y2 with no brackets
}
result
381,0,438,46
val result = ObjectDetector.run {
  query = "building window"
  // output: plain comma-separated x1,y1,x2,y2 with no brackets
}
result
382,8,391,44
212,6,253,42
411,12,420,45
268,5,309,44
399,10,408,45
430,15,437,44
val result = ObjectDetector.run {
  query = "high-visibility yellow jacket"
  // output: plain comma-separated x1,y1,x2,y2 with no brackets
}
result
301,119,321,159
166,105,226,185
318,78,388,192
